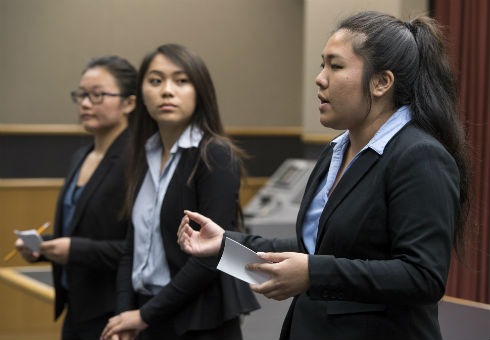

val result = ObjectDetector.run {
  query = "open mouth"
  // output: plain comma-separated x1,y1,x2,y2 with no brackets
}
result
318,94,330,104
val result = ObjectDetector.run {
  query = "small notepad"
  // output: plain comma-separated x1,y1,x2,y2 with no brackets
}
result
14,229,43,252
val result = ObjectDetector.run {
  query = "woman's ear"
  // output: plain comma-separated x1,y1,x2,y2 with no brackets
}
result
371,70,394,98
123,95,136,115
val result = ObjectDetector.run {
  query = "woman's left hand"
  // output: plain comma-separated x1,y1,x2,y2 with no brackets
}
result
100,310,148,340
247,252,310,300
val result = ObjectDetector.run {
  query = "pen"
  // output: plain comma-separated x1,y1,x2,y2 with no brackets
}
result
3,222,51,262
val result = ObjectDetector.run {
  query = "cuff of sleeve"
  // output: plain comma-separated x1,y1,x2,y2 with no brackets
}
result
68,237,90,264
307,254,344,300
197,234,225,269
219,233,227,258
139,305,152,326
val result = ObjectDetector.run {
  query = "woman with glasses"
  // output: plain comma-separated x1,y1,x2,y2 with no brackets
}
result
100,44,259,340
15,55,137,339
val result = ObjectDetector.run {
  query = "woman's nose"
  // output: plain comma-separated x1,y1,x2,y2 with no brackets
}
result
315,69,328,89
80,95,92,107
161,80,175,97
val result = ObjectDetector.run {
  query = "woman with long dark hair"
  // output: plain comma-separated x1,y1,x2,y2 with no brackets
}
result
101,44,258,340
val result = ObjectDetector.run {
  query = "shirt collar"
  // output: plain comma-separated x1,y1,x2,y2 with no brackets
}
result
145,125,203,155
330,105,412,156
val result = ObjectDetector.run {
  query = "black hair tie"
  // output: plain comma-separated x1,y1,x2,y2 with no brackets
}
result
404,21,417,36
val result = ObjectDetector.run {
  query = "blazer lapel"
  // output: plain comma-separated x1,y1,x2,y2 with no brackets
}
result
67,152,117,235
55,145,91,236
160,149,187,215
295,147,333,250
68,130,128,235
314,149,380,253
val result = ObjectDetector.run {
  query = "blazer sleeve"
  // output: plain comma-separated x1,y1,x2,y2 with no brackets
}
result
307,140,459,304
68,237,127,270
116,224,137,313
139,143,245,325
225,231,298,253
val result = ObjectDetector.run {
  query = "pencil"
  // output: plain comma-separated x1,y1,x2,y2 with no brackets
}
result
2,222,51,262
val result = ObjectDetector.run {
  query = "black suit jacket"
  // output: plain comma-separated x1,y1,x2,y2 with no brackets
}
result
116,140,259,335
228,123,459,339
45,129,129,324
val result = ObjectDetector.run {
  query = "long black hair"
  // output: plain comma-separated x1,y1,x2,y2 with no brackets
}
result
336,11,470,257
124,44,246,221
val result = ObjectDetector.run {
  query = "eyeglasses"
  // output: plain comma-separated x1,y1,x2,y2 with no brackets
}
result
70,90,124,105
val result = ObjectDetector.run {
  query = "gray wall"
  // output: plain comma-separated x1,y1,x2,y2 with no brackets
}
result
1,0,429,137
0,0,303,127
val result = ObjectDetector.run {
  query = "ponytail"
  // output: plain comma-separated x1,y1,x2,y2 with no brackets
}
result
410,17,470,257
337,11,471,257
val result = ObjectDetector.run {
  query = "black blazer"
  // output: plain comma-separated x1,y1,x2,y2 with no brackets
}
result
228,123,459,339
45,129,129,324
116,141,259,335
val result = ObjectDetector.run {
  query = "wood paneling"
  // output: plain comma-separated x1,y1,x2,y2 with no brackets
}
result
240,177,267,206
0,275,62,340
0,180,61,339
0,124,87,135
0,179,60,268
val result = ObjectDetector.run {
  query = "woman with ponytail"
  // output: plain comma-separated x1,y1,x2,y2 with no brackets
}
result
15,55,137,339
177,11,470,339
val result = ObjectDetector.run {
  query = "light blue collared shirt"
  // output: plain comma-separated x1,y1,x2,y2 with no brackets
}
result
301,106,412,254
132,125,203,295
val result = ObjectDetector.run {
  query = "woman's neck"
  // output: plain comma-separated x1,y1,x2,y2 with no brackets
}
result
92,120,127,156
158,124,189,158
348,104,394,155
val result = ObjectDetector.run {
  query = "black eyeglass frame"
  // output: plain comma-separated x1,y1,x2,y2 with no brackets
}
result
70,90,124,105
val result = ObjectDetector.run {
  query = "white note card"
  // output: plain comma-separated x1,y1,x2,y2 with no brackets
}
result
14,229,43,252
217,237,271,284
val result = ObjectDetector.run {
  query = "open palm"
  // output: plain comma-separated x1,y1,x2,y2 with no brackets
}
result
177,210,225,257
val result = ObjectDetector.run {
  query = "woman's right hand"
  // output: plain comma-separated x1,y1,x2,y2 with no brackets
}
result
177,210,225,257
100,310,146,340
15,239,40,262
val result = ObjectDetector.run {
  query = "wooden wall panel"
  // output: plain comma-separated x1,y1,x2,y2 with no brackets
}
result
0,277,62,340
0,180,62,339
0,179,60,267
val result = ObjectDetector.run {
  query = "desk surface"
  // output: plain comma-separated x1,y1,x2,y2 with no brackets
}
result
439,295,490,340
